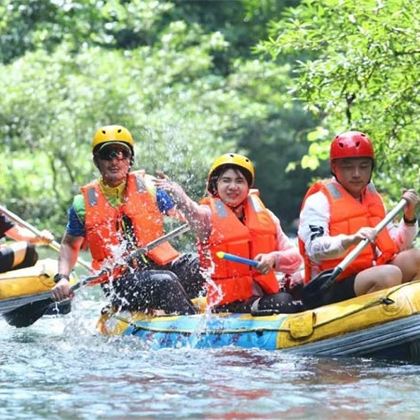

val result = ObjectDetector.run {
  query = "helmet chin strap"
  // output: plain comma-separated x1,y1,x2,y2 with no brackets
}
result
93,155,99,169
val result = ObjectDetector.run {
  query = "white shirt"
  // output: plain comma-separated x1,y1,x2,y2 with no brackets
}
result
298,190,418,267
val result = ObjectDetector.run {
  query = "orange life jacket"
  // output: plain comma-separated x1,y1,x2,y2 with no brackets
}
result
299,179,398,283
200,191,280,306
81,171,179,271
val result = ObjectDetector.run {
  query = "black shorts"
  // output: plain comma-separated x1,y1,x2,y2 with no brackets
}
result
0,244,38,274
322,275,357,305
0,246,15,273
213,292,304,314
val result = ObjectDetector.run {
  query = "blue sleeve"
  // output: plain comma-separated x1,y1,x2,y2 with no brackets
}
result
66,206,86,237
156,188,175,213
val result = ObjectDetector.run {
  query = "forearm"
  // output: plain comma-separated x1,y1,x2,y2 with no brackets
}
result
172,189,207,223
169,190,211,240
268,211,303,273
391,220,418,251
307,235,348,262
272,248,303,274
58,234,84,275
5,225,36,243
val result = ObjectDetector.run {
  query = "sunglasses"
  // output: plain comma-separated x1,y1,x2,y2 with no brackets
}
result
96,147,131,161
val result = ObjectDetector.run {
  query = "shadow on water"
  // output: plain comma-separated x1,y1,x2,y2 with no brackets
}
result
2,291,420,419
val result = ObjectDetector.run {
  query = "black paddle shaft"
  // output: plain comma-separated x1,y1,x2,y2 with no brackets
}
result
1,223,190,328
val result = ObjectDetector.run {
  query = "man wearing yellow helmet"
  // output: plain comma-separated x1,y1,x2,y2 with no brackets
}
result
52,125,204,314
155,153,304,314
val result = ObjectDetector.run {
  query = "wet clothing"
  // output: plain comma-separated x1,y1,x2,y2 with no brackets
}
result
200,193,279,305
299,179,398,283
214,292,304,315
81,172,179,270
102,269,196,315
66,173,205,314
102,253,203,314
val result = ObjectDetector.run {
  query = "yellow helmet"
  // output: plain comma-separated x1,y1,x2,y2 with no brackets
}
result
92,125,134,151
207,153,255,195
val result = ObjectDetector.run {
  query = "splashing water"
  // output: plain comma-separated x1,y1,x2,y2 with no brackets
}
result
2,290,420,419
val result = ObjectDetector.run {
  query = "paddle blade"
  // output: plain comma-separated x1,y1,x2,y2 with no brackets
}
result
3,298,54,328
300,268,340,309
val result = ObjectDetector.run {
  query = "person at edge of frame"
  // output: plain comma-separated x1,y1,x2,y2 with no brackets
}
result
0,212,53,274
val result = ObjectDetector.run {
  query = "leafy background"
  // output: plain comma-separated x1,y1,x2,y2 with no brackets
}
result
0,0,417,238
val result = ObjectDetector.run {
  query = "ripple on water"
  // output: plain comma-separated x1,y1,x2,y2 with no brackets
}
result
2,295,420,418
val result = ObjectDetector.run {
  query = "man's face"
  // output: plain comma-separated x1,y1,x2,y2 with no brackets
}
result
95,144,132,187
331,157,373,199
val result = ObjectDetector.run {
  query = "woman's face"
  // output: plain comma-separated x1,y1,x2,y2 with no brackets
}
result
216,168,249,208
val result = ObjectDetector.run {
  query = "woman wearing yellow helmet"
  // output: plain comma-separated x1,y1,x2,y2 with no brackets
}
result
155,153,304,314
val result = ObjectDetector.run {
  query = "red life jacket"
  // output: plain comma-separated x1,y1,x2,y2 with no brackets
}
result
81,171,179,271
200,191,280,305
299,179,398,283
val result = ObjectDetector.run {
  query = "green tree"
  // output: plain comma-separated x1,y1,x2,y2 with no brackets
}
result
0,21,281,231
259,0,420,197
1,0,316,235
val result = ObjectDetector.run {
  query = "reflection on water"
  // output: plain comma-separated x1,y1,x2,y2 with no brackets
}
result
1,291,420,419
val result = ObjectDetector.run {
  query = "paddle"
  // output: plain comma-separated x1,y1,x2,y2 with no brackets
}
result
301,198,408,309
0,205,92,272
2,223,191,327
216,251,259,267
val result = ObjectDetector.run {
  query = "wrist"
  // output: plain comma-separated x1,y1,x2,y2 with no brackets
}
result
28,236,38,245
403,215,417,225
54,273,70,284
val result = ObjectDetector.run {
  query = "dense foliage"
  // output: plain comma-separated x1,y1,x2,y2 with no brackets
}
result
0,0,316,235
260,0,419,201
1,0,417,238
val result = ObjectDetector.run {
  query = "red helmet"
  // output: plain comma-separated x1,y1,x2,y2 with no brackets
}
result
330,131,374,161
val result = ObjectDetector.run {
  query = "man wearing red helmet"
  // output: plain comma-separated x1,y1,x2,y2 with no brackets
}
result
298,131,419,306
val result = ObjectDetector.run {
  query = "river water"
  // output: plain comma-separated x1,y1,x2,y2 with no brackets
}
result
2,287,420,419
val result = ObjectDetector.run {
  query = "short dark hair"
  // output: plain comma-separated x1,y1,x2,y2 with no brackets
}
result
208,164,253,196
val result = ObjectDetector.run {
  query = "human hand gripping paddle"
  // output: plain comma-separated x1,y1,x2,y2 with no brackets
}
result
215,251,279,276
301,198,408,309
216,252,259,268
1,223,190,328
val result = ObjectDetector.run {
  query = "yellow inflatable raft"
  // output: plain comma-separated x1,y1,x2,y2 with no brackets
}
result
97,280,420,361
0,258,75,317
0,258,58,299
